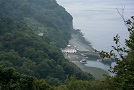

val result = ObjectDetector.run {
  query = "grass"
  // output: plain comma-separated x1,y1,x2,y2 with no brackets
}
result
73,61,109,80
83,66,109,80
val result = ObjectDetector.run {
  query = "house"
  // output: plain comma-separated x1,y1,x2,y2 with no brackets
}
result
61,45,77,53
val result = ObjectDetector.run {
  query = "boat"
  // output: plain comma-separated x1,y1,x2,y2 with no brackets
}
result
80,59,87,64
97,59,102,62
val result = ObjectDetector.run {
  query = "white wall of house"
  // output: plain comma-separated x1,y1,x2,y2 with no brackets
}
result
62,49,77,53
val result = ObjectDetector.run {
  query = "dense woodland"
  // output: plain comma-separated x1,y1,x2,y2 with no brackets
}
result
0,0,94,88
0,0,134,90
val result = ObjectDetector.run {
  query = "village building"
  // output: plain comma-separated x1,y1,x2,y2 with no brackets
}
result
61,45,77,53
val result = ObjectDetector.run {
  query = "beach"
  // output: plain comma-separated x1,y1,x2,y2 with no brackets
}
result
69,31,94,52
64,30,109,79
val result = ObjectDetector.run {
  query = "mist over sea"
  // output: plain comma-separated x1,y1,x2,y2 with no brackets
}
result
57,0,134,52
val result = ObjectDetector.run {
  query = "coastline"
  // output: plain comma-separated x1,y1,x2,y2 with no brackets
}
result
69,29,94,52
66,29,109,79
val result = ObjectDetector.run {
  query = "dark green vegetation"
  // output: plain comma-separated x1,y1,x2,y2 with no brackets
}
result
0,67,53,90
110,16,134,90
0,0,94,89
0,0,134,90
0,0,72,48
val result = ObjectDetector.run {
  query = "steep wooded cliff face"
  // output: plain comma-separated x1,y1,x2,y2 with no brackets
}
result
0,0,73,47
0,0,94,87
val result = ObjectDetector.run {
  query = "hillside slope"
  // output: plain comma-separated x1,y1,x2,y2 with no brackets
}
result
0,0,94,86
0,0,73,47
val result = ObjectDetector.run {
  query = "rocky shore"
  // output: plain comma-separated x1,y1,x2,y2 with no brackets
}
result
69,29,94,52
64,30,109,79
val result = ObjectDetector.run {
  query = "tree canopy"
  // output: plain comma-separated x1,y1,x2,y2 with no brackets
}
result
0,0,134,90
0,0,94,87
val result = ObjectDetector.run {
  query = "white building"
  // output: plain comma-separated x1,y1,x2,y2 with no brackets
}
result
38,33,43,36
61,45,77,53
62,48,77,53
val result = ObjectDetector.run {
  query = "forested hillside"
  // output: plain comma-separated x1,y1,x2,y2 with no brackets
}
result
1,0,133,90
0,0,73,47
0,0,94,88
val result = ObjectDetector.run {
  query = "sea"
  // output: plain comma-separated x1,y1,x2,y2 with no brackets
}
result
56,0,134,52
56,0,134,75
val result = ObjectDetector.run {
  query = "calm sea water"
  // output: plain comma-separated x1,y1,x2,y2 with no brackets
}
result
57,0,134,52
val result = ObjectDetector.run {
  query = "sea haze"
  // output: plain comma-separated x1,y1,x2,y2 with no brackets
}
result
57,0,134,52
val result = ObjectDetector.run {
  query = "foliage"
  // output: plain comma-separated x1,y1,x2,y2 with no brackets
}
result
96,16,134,90
111,16,134,90
55,76,92,90
0,67,53,90
0,0,73,47
0,0,94,87
1,0,134,89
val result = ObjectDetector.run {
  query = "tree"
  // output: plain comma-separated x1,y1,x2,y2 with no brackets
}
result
55,76,91,90
0,67,54,90
111,16,134,90
34,79,54,90
98,16,134,90
0,67,35,90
